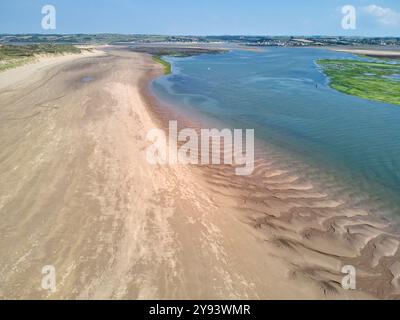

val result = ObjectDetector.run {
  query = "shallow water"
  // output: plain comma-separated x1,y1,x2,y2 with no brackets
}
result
81,76,95,83
152,47,400,217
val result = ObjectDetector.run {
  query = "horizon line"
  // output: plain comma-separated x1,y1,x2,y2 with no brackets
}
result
1,33,400,39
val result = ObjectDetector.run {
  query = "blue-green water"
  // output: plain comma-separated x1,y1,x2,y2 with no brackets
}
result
151,48,400,216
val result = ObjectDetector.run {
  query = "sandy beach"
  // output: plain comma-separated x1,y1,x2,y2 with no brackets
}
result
330,47,400,59
0,47,399,300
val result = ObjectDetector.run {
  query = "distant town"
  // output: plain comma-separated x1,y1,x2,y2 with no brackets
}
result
1,34,400,48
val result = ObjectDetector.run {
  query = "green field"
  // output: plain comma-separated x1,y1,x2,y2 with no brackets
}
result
0,44,82,72
153,55,172,75
318,59,400,106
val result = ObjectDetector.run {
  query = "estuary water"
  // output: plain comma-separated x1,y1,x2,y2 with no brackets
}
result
151,47,400,217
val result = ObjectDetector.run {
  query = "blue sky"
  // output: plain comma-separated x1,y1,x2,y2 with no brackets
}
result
0,0,400,36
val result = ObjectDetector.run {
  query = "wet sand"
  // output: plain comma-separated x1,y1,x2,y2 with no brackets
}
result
0,47,399,299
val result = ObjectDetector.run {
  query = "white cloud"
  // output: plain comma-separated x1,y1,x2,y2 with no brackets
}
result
363,4,400,26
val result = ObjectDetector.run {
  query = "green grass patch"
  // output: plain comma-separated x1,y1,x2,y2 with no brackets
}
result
317,59,400,106
153,55,172,75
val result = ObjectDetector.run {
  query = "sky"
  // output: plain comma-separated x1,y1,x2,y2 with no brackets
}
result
0,0,400,36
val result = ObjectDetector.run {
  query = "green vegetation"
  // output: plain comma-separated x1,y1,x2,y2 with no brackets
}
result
0,44,83,72
153,55,172,75
3,34,400,47
0,44,81,57
318,59,400,106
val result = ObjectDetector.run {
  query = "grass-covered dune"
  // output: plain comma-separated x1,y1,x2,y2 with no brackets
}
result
153,55,172,75
318,59,400,106
0,44,82,72
131,46,225,76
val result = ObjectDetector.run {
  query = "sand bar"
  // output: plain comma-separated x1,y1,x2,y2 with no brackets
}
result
0,47,399,299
